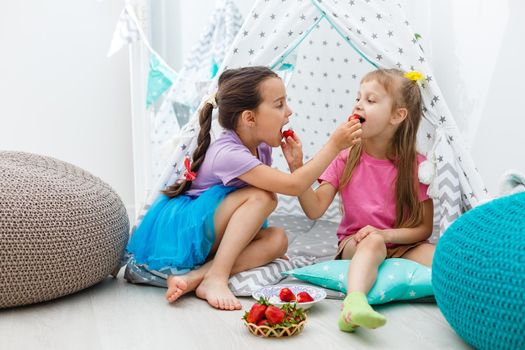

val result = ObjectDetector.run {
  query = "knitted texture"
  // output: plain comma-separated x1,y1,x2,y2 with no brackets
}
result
432,192,525,350
0,152,129,308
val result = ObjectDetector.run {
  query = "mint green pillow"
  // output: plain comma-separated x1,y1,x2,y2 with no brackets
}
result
282,258,433,305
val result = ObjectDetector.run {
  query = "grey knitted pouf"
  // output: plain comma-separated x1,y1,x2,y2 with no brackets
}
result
0,151,129,308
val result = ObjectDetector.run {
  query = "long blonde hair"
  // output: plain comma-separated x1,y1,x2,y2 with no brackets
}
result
340,69,424,228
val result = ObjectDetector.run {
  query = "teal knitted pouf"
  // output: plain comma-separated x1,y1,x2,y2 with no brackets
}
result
432,192,525,350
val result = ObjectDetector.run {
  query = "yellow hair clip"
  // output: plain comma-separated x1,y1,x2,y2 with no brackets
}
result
404,71,425,82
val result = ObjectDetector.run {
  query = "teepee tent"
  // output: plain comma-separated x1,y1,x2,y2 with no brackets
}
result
149,0,243,183
108,0,244,205
136,0,489,237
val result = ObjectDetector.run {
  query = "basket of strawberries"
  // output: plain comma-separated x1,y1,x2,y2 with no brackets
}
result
242,297,307,337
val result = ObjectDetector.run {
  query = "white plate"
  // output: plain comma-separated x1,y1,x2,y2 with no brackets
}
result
252,284,327,310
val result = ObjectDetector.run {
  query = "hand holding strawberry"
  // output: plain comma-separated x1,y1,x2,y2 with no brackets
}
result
280,130,303,172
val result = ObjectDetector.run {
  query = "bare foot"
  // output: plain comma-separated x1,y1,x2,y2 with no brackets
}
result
195,277,241,311
165,276,188,303
165,271,203,303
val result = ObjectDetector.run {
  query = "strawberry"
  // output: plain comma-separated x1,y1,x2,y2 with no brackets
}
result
257,318,269,326
296,291,314,303
264,305,286,325
281,303,306,326
279,287,296,302
282,129,295,139
348,114,366,123
245,302,267,324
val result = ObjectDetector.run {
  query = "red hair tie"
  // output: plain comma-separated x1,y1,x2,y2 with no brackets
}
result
183,157,197,181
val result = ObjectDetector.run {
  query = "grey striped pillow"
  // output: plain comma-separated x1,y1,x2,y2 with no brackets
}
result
228,256,315,296
123,255,316,297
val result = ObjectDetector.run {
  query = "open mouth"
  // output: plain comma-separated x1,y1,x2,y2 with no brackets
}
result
348,114,366,123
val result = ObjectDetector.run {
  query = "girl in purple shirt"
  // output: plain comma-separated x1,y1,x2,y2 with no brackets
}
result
286,69,435,331
127,66,362,310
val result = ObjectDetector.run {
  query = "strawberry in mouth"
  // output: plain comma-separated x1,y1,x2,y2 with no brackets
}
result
348,114,366,123
282,129,295,139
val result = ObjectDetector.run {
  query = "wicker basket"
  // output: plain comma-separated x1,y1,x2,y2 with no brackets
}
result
243,315,307,337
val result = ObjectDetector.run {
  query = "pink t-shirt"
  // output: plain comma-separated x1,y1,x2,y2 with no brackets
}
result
319,149,429,247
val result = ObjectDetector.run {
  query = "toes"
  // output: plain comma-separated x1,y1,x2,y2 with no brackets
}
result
166,291,176,303
212,297,239,310
209,297,220,309
166,287,184,303
227,299,240,310
213,298,220,309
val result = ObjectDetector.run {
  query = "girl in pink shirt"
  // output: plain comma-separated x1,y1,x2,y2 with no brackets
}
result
127,66,362,311
286,69,435,331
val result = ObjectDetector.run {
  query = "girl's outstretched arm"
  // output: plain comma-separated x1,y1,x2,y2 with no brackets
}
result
238,120,361,196
280,131,339,219
297,182,338,220
281,135,339,219
238,141,339,196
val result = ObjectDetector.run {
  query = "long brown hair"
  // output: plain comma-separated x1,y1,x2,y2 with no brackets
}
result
340,69,424,228
162,66,279,198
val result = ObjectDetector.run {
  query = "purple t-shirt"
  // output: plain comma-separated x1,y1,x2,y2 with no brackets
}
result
185,129,273,197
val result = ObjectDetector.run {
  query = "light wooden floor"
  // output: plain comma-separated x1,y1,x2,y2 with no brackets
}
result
0,271,471,350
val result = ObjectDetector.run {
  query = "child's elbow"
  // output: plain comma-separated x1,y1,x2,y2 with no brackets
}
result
305,212,321,220
287,182,305,196
421,223,434,240
303,208,323,220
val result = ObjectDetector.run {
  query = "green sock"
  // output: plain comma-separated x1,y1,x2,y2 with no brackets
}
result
338,292,387,332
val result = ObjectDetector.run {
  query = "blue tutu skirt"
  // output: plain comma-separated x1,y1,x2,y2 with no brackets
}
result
126,185,238,272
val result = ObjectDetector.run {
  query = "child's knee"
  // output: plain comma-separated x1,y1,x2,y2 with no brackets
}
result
359,233,386,252
267,227,288,256
248,188,278,209
422,243,436,265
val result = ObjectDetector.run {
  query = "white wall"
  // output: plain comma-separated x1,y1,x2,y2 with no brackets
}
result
0,0,134,218
150,0,254,71
404,0,525,194
456,1,525,194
